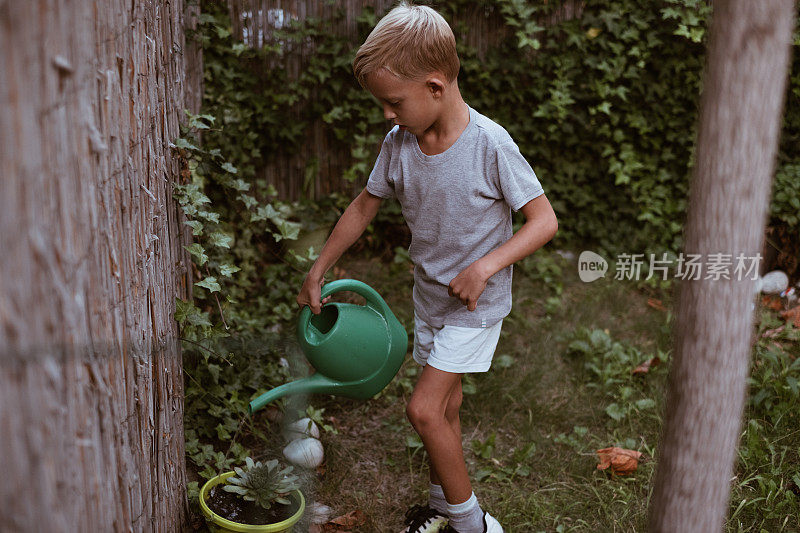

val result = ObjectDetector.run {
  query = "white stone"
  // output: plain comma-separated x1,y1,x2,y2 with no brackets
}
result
757,270,789,294
282,437,324,469
283,417,320,441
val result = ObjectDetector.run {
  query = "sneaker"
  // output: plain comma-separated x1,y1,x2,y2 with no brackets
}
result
400,504,449,533
483,512,503,533
442,511,504,533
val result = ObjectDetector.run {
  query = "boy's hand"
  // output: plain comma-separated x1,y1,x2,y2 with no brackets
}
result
297,274,331,315
448,260,492,312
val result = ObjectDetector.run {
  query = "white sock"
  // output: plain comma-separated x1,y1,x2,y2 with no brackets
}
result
446,492,485,533
429,482,448,514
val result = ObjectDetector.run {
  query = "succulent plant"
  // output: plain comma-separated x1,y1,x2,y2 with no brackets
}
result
222,457,301,510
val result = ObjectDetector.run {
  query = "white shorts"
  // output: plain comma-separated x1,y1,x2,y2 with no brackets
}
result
412,311,503,373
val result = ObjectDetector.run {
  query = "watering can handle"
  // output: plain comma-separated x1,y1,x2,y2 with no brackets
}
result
298,278,393,333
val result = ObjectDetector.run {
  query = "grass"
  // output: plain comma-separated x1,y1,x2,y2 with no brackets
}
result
298,249,674,532
233,247,799,532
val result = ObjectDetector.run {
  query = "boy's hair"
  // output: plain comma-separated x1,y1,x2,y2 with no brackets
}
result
353,1,460,88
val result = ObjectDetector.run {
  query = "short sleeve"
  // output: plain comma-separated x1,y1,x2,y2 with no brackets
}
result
495,141,544,211
365,138,395,200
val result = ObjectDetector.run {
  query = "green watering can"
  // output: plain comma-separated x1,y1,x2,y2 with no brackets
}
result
249,279,408,414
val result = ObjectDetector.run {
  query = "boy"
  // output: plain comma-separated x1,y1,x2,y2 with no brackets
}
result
297,2,558,532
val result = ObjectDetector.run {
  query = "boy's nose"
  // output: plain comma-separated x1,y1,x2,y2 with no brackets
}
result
382,105,396,121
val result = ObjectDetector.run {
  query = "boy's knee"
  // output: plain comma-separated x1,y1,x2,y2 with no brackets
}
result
406,397,441,431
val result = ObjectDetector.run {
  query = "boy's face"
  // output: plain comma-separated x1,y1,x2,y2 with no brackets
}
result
364,69,444,136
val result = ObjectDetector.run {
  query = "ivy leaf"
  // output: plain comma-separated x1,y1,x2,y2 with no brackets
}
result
275,220,301,241
174,298,212,327
208,231,233,249
196,276,221,293
221,162,238,174
252,203,280,222
197,210,220,223
596,101,612,115
171,137,199,151
239,194,258,210
219,263,241,277
230,178,250,192
179,183,210,206
215,423,230,440
184,220,204,236
184,243,208,266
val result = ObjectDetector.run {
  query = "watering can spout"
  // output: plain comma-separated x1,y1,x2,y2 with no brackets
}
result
249,373,345,414
247,279,407,415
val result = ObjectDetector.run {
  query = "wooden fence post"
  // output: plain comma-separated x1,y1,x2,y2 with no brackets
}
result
648,1,797,531
0,1,199,530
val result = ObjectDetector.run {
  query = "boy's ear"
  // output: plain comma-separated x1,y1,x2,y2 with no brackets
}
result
426,76,447,98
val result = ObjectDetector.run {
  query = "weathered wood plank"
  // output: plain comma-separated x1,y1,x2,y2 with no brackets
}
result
0,0,198,530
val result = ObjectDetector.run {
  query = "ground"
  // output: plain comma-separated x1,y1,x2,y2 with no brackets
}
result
301,249,674,532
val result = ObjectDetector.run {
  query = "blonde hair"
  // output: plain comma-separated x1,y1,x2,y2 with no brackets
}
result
352,1,460,88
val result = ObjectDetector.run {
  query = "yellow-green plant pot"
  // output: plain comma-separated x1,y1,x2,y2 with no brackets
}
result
199,471,306,533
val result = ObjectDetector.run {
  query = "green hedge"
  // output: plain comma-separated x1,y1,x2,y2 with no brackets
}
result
197,0,800,258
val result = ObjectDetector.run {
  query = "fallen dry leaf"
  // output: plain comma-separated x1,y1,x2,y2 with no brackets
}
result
647,298,666,311
319,510,365,531
596,447,643,475
761,294,783,311
780,305,800,328
632,357,661,376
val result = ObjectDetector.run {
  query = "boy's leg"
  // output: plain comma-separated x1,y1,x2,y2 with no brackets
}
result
427,378,462,516
429,377,463,486
407,364,472,505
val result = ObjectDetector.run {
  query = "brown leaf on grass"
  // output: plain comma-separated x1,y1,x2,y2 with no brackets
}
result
316,461,327,477
780,305,800,328
761,294,783,311
632,357,661,375
647,298,666,311
596,447,643,475
321,510,365,530
332,266,347,280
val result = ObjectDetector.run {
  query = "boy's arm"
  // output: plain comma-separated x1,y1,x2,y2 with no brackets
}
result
448,193,558,311
297,188,383,314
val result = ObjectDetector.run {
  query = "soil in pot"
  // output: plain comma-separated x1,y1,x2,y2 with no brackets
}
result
205,485,300,525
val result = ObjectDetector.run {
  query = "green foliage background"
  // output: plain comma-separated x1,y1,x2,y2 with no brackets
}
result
197,0,799,256
176,0,800,487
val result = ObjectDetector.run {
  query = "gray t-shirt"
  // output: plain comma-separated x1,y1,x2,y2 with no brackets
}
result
366,104,544,328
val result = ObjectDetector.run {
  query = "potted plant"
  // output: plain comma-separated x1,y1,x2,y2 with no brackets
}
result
200,457,306,532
